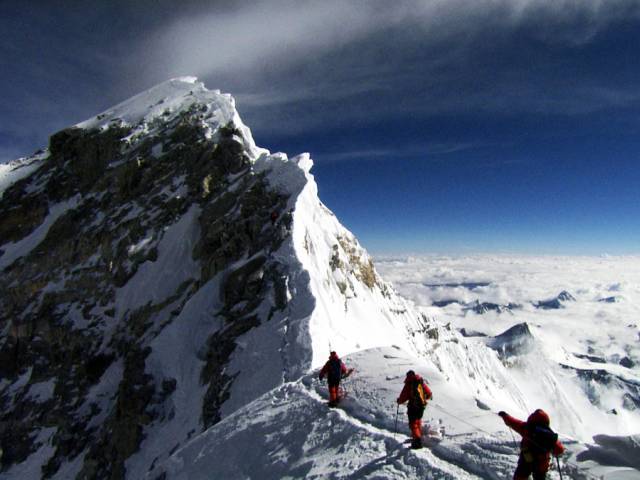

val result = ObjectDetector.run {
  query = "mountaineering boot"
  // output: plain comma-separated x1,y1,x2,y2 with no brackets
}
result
328,400,338,408
410,438,423,449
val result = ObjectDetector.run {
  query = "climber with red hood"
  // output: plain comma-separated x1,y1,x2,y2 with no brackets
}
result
499,409,565,480
319,351,352,407
397,370,432,449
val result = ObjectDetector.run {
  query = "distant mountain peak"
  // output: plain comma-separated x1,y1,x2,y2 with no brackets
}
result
487,322,535,358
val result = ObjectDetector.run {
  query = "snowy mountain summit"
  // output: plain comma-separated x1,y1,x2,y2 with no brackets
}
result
1,78,638,479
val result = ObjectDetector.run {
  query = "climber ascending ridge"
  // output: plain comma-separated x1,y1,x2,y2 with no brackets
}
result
397,370,432,449
499,409,565,480
319,351,353,407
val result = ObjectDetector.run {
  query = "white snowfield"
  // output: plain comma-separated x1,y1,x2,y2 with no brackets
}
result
1,78,638,479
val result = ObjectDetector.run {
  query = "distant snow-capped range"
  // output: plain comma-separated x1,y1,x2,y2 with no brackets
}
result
377,254,640,430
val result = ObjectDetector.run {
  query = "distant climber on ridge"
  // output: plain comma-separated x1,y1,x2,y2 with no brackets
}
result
397,370,432,449
499,409,565,480
319,351,352,407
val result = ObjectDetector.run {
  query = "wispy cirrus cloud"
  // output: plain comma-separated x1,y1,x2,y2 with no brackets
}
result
129,0,640,137
3,0,640,158
312,142,496,163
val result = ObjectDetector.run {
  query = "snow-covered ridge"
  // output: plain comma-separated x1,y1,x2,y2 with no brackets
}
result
77,76,267,160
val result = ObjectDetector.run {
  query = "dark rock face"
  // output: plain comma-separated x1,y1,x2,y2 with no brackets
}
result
471,302,502,314
459,328,487,338
574,353,607,364
0,105,293,478
467,301,520,315
431,298,520,313
560,364,640,411
76,346,156,480
431,299,460,308
598,296,619,303
535,298,562,309
487,323,535,358
535,290,575,310
557,290,576,302
620,357,635,369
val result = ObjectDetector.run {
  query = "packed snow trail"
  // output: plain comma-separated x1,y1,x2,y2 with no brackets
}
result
322,348,640,480
149,381,469,479
315,348,619,480
300,386,482,479
306,347,527,480
150,347,566,480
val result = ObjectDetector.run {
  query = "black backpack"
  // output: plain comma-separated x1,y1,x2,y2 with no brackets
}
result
328,357,342,383
528,424,558,455
409,380,428,408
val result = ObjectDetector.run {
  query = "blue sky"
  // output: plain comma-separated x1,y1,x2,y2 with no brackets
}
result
2,0,639,254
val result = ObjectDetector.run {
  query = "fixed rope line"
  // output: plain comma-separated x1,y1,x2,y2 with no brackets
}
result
431,403,601,480
507,426,518,449
431,403,496,437
332,370,598,479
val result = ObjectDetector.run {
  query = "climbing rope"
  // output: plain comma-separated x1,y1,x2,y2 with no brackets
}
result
430,403,602,480
507,425,518,449
431,403,495,437
320,366,600,479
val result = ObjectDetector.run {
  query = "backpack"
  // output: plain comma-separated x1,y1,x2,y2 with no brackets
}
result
527,424,558,455
328,357,343,383
410,380,428,408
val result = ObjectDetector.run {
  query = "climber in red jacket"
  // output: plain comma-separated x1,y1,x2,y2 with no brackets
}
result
319,351,350,407
397,370,432,449
499,409,565,480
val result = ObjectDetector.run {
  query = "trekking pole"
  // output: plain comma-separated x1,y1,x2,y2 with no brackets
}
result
394,404,399,439
555,455,563,480
507,427,517,449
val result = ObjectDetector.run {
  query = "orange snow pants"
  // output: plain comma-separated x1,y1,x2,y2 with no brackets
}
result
407,405,425,439
409,419,422,439
329,385,339,403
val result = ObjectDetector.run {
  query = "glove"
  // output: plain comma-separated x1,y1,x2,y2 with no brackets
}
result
498,411,507,418
319,373,324,381
396,398,402,405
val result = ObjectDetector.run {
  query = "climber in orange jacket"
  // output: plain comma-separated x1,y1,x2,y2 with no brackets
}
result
397,370,432,449
499,409,565,480
319,351,351,407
